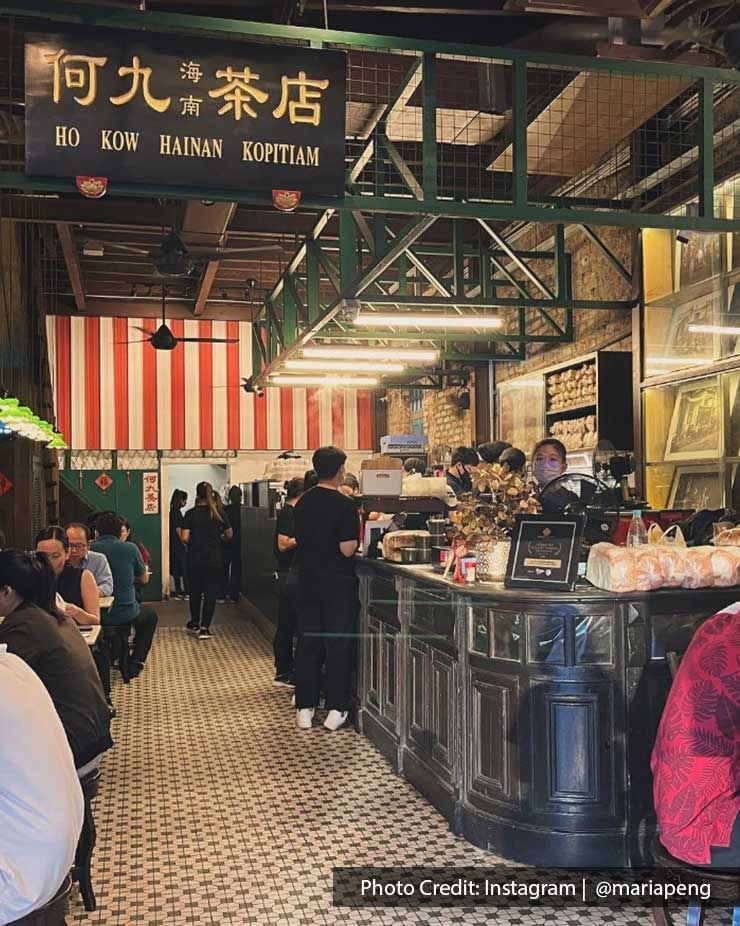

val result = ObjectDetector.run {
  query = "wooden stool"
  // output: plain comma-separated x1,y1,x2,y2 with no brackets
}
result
651,835,740,926
73,768,101,912
6,875,71,926
103,623,132,683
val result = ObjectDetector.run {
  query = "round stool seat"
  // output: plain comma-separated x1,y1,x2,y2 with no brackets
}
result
652,835,740,903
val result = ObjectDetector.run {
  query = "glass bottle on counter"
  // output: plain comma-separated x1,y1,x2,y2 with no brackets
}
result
626,510,648,547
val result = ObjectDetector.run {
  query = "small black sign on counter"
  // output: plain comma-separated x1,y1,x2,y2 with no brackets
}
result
504,514,585,591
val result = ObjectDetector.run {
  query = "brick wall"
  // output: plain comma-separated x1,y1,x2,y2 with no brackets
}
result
497,226,635,382
423,384,472,450
385,388,413,434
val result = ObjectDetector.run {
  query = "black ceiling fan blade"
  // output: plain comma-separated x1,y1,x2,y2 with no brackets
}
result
83,238,152,257
131,324,154,334
177,337,240,344
115,338,153,345
189,245,284,258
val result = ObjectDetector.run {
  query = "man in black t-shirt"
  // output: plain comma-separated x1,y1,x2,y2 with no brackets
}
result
273,477,304,687
293,446,359,732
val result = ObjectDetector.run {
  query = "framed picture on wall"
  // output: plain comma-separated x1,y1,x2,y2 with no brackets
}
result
675,232,722,290
668,465,723,510
664,379,722,461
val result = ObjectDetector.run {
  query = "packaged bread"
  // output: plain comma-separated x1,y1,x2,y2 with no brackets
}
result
713,527,740,546
634,548,663,591
382,530,430,562
682,546,715,589
709,547,740,587
654,546,691,588
586,543,637,593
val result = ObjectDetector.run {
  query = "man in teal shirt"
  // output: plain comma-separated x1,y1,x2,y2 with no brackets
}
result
92,511,158,679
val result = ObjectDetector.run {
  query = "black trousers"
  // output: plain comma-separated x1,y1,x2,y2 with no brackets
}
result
188,561,222,629
130,606,158,665
225,541,241,602
92,641,111,697
295,575,358,712
274,571,298,676
170,545,187,596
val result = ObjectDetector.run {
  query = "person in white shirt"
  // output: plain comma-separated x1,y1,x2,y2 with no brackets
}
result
0,645,83,925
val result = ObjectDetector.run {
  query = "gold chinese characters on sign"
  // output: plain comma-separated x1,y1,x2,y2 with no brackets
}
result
44,50,331,125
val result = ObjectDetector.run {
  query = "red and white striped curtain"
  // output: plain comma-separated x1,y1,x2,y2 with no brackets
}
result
46,316,374,451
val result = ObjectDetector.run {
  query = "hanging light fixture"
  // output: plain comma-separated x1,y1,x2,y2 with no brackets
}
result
284,359,405,373
354,313,504,330
270,374,379,387
302,346,438,363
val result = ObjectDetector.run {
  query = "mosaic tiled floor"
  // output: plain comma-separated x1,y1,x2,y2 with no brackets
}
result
65,600,707,926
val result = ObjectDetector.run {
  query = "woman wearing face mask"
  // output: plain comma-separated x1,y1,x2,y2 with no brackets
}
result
0,549,113,776
531,439,580,513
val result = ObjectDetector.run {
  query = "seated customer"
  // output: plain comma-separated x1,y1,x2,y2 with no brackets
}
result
36,525,100,625
36,525,113,713
92,511,158,679
651,606,740,868
0,549,113,776
65,521,114,597
0,647,83,924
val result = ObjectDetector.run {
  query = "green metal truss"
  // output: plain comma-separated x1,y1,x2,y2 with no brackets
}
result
4,1,738,388
2,1,739,235
248,206,640,387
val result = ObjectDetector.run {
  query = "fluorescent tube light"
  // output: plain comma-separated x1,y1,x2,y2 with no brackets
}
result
688,324,740,335
270,375,379,387
354,313,504,329
303,346,438,363
285,359,405,373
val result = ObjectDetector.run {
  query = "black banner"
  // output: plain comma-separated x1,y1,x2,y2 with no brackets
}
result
25,29,346,195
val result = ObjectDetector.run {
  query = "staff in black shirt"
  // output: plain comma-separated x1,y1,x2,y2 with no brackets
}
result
446,446,479,495
273,477,304,688
169,489,188,599
294,446,359,732
180,482,233,640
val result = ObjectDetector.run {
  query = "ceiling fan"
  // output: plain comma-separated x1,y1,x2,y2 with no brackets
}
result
83,229,283,278
127,289,239,351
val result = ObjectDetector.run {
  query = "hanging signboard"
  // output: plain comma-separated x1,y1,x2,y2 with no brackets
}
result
24,29,347,196
142,471,159,515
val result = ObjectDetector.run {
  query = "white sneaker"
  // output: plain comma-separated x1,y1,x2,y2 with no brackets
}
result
296,708,315,729
324,710,348,731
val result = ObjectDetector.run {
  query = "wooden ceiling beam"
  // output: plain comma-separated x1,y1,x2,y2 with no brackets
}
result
47,297,259,322
194,261,220,316
55,222,86,312
183,200,237,316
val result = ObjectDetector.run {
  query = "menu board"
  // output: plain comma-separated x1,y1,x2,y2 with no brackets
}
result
504,515,584,591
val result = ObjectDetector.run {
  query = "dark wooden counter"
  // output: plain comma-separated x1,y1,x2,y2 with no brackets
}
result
355,558,738,867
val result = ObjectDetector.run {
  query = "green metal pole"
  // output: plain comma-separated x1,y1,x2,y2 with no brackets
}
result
422,52,437,202
306,244,321,323
512,58,528,207
339,210,358,289
698,76,715,219
283,287,297,344
555,224,567,299
453,219,465,298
